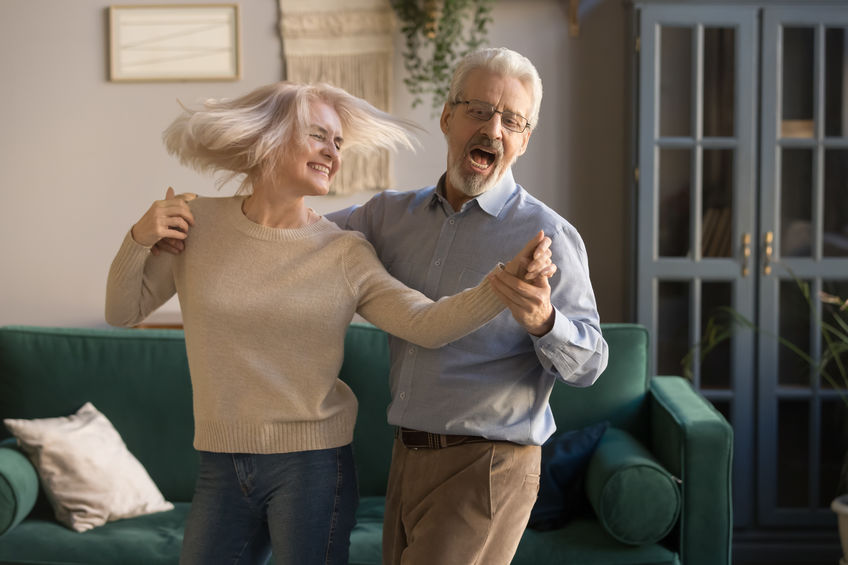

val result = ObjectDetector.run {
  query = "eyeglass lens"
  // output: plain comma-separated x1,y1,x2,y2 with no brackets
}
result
463,100,528,132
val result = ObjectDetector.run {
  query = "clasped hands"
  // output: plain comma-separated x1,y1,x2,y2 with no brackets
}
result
137,188,558,338
492,230,557,337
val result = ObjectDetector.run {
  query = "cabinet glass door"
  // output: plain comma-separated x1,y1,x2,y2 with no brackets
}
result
637,4,758,525
759,6,848,527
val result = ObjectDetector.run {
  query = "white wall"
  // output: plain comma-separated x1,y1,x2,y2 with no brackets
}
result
0,0,628,328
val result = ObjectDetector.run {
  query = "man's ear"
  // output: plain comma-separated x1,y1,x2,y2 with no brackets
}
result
439,103,453,134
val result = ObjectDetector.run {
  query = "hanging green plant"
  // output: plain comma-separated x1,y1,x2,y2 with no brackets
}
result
390,0,495,112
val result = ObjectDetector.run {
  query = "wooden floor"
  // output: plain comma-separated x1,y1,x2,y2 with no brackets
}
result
735,555,840,564
737,562,836,565
733,530,841,564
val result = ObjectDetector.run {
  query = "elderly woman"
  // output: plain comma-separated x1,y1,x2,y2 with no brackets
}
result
105,81,554,565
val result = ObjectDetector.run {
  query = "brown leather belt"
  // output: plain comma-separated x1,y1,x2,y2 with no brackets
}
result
397,427,491,449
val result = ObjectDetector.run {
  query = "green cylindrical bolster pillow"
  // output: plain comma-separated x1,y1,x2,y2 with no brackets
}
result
585,427,681,546
0,441,40,535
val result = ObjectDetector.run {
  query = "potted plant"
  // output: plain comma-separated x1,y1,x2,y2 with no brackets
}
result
686,281,848,561
686,285,848,396
389,0,495,111
819,290,848,564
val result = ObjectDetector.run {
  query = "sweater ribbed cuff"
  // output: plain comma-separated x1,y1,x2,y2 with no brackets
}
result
471,265,508,317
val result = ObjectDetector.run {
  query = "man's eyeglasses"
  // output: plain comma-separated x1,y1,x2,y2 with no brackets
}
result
452,100,531,133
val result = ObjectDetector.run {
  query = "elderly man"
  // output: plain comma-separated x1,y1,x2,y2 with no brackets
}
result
328,47,608,565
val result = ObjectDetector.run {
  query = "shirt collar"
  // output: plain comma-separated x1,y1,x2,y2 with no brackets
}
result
428,168,517,217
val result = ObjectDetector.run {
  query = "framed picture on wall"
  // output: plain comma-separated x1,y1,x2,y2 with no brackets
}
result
108,4,241,82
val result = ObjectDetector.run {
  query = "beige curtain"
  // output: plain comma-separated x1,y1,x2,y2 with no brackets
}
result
279,0,394,194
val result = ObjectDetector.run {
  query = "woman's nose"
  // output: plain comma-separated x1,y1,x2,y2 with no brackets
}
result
323,141,339,159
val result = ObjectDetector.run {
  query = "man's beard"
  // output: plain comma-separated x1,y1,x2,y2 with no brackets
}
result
447,134,507,198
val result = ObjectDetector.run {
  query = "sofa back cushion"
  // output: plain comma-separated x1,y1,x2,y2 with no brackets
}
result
339,324,394,497
0,326,197,503
547,324,650,440
0,323,651,505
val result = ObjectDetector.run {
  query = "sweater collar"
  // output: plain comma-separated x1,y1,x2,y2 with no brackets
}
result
229,195,332,241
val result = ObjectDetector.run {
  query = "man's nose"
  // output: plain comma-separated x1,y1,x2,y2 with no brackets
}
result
481,112,505,139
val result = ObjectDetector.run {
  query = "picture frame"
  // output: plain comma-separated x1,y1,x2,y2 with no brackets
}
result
108,4,241,82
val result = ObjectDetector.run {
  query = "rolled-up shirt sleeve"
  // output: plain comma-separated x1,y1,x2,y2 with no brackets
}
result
531,224,608,386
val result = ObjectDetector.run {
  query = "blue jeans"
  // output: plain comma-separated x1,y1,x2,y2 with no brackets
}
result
180,445,359,565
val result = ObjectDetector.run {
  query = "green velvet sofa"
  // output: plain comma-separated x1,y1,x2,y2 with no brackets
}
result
0,323,732,565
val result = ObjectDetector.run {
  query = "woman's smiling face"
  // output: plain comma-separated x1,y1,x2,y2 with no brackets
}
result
278,99,344,197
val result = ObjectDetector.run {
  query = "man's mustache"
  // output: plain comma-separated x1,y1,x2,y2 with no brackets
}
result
467,134,504,157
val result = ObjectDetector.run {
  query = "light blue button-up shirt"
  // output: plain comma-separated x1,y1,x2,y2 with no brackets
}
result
327,169,608,445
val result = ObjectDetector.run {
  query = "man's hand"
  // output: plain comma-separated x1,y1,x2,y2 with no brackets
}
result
490,231,556,336
135,187,197,256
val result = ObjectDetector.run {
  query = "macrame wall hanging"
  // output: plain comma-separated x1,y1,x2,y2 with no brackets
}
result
279,0,395,194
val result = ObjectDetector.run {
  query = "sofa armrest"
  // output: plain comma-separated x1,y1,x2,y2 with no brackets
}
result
649,376,733,565
0,439,39,536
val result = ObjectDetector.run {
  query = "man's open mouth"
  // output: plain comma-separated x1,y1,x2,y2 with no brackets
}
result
469,147,496,170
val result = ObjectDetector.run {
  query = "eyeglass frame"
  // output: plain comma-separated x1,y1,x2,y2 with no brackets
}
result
451,99,532,133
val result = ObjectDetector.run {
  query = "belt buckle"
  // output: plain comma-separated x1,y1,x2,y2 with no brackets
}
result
399,428,445,450
397,427,420,450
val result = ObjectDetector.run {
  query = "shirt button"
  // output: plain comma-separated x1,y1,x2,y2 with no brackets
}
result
400,392,407,400
449,219,455,225
435,259,442,266
408,347,415,355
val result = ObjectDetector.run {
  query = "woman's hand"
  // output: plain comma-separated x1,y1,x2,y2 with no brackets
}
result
505,230,556,281
131,187,196,249
489,231,557,336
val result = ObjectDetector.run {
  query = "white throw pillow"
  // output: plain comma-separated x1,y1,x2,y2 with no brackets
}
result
3,402,174,532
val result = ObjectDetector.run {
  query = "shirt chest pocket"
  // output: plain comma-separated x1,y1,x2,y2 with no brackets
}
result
384,260,414,286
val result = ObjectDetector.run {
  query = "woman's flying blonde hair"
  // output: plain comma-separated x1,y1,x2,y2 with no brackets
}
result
163,81,419,193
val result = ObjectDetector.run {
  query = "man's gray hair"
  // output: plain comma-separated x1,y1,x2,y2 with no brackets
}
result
447,47,543,130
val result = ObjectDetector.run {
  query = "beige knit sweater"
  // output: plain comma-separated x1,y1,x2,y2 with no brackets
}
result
106,196,503,454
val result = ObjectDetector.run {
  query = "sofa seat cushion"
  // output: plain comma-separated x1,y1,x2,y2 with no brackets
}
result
0,502,189,565
349,496,385,565
336,496,682,565
514,519,681,565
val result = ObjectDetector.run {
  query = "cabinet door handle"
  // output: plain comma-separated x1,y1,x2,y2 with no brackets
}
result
742,233,751,277
764,231,774,275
